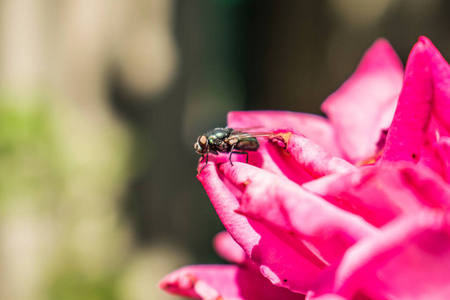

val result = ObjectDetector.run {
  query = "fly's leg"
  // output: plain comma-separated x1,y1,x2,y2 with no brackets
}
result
231,151,249,164
229,144,249,165
198,153,209,173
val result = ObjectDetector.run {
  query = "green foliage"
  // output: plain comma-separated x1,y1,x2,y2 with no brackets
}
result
0,94,132,299
47,268,120,300
0,99,62,208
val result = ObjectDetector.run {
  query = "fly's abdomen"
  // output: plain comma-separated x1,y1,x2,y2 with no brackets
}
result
235,137,260,151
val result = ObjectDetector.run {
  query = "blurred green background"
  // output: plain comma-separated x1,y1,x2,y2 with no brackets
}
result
0,0,449,299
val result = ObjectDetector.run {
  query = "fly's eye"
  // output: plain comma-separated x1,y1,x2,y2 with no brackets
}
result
198,135,208,149
195,135,208,154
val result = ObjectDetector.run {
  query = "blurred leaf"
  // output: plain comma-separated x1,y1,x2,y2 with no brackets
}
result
0,96,62,208
47,268,120,300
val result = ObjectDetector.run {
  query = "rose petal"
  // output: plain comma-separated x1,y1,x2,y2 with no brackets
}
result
381,38,434,163
280,133,356,178
198,165,323,293
213,231,248,265
303,162,450,227
196,121,315,185
244,138,315,185
309,209,450,300
322,39,403,163
436,137,450,182
305,294,347,300
381,37,450,178
159,264,305,300
220,162,378,264
228,111,343,157
200,126,352,185
419,36,450,133
399,162,450,209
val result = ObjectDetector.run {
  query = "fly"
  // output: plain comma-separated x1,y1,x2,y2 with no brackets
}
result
194,127,270,172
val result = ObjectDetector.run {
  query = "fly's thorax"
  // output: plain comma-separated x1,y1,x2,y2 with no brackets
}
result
204,128,233,153
206,127,232,141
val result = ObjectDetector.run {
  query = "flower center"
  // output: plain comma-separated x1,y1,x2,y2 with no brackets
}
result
356,129,389,166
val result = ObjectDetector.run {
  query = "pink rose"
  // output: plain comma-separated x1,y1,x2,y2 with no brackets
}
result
160,36,450,299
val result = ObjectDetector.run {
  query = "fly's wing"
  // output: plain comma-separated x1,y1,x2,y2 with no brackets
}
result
226,128,273,153
227,127,273,139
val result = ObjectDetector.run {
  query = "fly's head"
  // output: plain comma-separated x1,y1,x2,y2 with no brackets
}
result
194,134,209,155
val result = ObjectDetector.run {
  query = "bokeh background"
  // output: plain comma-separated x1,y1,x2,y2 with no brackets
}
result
1,0,449,299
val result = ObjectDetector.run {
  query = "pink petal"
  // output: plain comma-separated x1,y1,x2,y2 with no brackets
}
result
419,36,450,133
379,37,450,177
198,165,323,293
322,39,403,163
213,231,248,265
247,137,316,185
381,38,434,163
196,131,314,186
309,209,450,300
305,294,347,300
303,162,450,227
220,162,378,265
227,111,343,157
159,264,305,300
205,132,347,186
399,161,450,209
272,132,356,178
436,137,450,182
